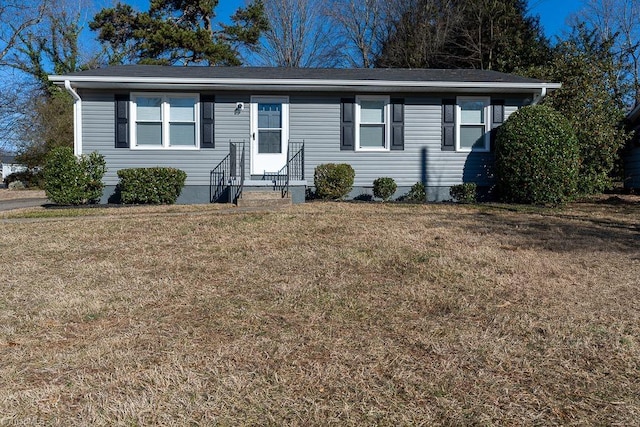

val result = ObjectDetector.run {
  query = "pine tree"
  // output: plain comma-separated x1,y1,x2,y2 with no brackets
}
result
90,0,269,66
376,0,550,72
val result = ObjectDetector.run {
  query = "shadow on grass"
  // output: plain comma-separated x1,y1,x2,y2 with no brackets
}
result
465,201,640,255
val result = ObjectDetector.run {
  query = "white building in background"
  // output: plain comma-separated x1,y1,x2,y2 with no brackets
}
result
1,153,27,183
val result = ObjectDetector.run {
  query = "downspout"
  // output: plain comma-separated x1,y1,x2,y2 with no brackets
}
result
64,80,82,156
530,87,548,106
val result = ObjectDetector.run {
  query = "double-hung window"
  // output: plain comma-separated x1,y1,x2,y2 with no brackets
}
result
131,93,199,149
456,96,490,152
356,96,390,151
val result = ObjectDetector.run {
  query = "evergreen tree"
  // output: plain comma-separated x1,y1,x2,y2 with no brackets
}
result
527,25,629,194
90,0,269,66
376,0,550,72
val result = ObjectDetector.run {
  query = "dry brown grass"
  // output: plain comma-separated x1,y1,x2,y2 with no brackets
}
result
0,188,46,201
1,198,639,425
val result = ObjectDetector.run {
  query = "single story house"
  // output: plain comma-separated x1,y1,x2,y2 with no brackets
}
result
624,103,640,190
49,66,560,203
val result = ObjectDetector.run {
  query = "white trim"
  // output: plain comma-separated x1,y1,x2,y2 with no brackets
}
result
531,87,547,105
129,92,200,150
250,95,290,174
50,75,561,91
355,95,390,151
64,80,82,156
455,96,491,153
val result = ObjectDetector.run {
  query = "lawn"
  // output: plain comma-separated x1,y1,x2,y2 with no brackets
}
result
1,198,639,425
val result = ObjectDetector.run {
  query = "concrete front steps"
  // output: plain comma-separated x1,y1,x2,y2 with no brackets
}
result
236,190,292,208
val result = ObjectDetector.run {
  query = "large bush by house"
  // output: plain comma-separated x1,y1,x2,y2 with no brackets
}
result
43,147,106,205
526,27,629,194
117,167,187,204
314,163,355,200
495,105,579,205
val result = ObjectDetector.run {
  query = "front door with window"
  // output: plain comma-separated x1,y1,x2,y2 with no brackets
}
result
251,96,289,175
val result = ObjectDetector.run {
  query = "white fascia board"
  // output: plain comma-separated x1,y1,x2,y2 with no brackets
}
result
49,75,561,92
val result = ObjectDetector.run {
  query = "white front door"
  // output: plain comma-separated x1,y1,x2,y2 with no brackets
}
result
251,96,289,175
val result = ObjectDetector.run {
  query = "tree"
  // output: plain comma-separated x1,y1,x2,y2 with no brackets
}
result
15,91,74,169
573,0,640,105
3,1,95,166
376,0,550,72
326,0,388,68
376,0,462,68
0,1,45,65
528,26,629,194
255,0,339,67
90,0,269,66
0,1,46,151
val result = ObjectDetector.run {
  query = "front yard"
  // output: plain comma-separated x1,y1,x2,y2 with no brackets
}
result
1,199,639,425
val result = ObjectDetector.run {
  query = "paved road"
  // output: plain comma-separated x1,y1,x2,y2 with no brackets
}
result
0,198,49,211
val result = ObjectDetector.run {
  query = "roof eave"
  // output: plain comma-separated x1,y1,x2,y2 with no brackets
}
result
49,75,561,93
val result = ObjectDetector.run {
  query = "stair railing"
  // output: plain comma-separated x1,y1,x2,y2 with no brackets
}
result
210,140,246,203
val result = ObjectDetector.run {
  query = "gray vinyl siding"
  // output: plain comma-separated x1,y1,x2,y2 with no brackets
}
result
624,145,640,189
81,91,248,186
290,94,522,188
82,89,525,189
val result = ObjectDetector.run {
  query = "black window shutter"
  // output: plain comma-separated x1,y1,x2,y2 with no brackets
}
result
201,95,215,148
490,99,505,149
390,98,404,151
492,99,505,126
115,94,129,148
340,98,355,151
442,98,455,151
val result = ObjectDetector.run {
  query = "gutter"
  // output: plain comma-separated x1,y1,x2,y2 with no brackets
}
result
530,87,548,105
50,75,562,93
64,80,82,156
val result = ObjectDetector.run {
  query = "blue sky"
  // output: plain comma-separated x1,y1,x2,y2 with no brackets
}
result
528,0,584,38
126,0,586,39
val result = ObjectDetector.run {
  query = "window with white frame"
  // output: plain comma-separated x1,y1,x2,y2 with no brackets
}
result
356,96,390,150
456,96,490,152
131,93,199,149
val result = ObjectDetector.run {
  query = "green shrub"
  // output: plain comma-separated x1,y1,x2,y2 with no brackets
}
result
495,105,580,205
450,183,477,203
314,163,355,200
43,147,106,205
117,167,187,204
373,177,397,201
4,169,44,188
404,182,426,202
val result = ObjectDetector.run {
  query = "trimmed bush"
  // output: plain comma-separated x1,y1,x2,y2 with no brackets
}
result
314,163,355,200
43,147,106,205
495,105,580,205
404,182,426,202
117,167,187,204
450,183,477,203
373,177,397,201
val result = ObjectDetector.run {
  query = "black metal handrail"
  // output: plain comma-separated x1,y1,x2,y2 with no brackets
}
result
210,140,245,203
229,141,245,204
210,155,229,203
276,140,304,197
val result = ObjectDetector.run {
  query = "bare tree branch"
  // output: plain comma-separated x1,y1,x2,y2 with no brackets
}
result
0,1,46,65
573,0,640,105
326,0,388,68
254,0,341,67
